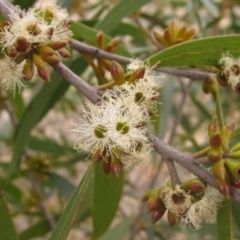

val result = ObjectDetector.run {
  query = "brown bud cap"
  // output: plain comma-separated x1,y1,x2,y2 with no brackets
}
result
225,158,240,181
151,200,166,224
58,48,72,58
209,131,222,148
22,57,34,81
167,211,181,227
180,177,206,194
104,37,121,52
128,67,146,83
47,41,68,50
146,197,161,213
15,37,30,52
110,61,125,86
96,31,104,49
212,159,226,181
37,47,55,57
110,156,123,178
92,149,103,163
6,46,18,58
163,29,173,46
153,30,168,46
102,157,111,175
216,71,229,87
37,66,51,82
202,76,218,96
207,149,222,163
216,179,230,199
42,54,61,64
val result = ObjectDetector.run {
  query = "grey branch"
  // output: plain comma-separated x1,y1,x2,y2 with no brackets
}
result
51,63,102,104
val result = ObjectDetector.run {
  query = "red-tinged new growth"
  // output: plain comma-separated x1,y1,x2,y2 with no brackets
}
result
153,21,195,47
110,61,125,86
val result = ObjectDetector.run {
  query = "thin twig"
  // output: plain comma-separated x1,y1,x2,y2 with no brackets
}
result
71,39,215,81
164,158,181,186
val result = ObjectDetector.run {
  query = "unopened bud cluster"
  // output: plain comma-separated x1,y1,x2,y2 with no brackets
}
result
153,21,195,47
82,31,121,78
142,178,223,230
71,59,163,176
0,4,72,93
206,115,240,198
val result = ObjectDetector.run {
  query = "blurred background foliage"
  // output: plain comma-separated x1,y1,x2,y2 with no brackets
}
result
1,0,240,239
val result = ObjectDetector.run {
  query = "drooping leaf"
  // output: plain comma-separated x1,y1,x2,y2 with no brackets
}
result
19,220,50,240
217,200,233,240
92,162,124,239
49,164,93,240
0,191,18,240
147,35,240,67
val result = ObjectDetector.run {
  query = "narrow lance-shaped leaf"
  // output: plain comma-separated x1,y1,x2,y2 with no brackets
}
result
49,164,94,240
217,200,233,240
92,162,124,239
0,189,18,240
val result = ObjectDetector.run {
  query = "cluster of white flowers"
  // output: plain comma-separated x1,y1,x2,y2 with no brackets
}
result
162,184,224,230
219,54,240,90
0,3,72,93
71,59,163,172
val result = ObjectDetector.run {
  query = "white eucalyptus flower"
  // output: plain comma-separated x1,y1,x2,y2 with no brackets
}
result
163,185,193,216
70,103,113,155
0,56,25,95
219,54,240,90
184,185,224,230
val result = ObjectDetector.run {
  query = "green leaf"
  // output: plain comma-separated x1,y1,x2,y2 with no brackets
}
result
13,0,35,9
27,136,74,156
19,220,50,240
92,162,124,239
49,164,94,240
98,218,131,240
231,200,240,233
217,200,234,240
94,0,149,33
0,190,18,240
47,172,76,199
10,59,88,177
147,35,240,67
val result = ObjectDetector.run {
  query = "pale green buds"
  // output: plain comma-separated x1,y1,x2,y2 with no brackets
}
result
225,158,240,181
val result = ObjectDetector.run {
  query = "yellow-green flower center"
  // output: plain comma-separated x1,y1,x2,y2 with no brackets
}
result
94,125,107,138
116,122,130,134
